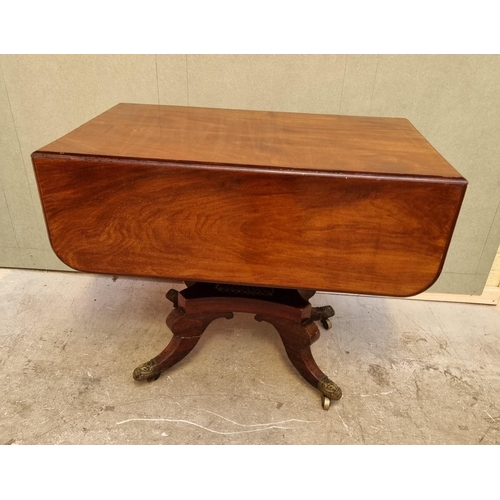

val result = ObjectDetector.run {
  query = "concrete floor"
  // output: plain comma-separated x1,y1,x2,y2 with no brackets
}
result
1,268,499,445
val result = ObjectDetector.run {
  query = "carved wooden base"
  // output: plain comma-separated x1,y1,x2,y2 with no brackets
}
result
133,282,341,409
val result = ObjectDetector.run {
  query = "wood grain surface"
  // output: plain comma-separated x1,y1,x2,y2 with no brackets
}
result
38,103,463,178
32,153,466,296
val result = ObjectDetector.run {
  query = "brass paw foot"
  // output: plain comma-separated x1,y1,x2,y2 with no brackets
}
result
133,359,161,382
318,375,342,410
311,305,335,329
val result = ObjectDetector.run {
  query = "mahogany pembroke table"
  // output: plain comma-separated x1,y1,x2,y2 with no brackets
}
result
32,103,467,410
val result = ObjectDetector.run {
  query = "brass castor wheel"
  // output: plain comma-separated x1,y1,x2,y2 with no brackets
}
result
166,289,179,307
321,318,332,330
311,305,334,330
321,395,331,411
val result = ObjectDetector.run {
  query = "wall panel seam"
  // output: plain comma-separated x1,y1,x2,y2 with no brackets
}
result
474,198,500,275
154,55,159,105
185,55,190,105
0,182,19,247
338,55,347,114
0,65,20,248
1,64,44,246
368,54,380,116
